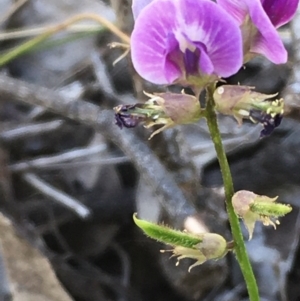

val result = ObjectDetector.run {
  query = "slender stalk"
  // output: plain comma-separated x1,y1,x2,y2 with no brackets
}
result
205,85,260,301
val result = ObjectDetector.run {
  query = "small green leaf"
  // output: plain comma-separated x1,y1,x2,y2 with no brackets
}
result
133,214,202,248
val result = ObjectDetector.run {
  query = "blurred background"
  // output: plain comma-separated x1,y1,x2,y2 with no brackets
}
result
0,0,300,300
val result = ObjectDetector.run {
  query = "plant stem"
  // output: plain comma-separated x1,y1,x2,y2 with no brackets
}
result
205,85,260,301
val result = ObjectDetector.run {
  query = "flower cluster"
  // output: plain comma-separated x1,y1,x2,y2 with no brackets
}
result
121,0,297,274
113,0,298,139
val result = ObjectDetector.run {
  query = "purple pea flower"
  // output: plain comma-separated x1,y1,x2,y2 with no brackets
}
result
131,0,243,85
217,0,299,64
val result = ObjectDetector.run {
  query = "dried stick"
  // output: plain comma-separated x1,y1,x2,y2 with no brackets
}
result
0,74,195,222
0,0,29,24
0,120,63,142
23,172,91,219
9,145,106,172
11,157,129,172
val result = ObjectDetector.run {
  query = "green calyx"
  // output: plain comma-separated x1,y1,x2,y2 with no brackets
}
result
133,214,202,248
250,201,292,217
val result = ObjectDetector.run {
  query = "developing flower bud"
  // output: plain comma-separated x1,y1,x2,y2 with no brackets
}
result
213,85,284,137
133,214,228,272
170,233,227,272
232,190,292,240
114,91,204,139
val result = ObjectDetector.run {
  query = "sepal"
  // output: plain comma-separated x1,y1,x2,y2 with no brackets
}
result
232,190,292,239
133,214,228,271
114,91,204,139
213,85,284,137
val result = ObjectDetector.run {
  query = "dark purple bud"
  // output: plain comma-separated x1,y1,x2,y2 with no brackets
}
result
114,104,145,129
248,111,283,138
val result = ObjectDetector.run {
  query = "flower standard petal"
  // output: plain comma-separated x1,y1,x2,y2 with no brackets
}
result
131,0,243,85
216,0,248,24
261,0,299,28
177,0,243,78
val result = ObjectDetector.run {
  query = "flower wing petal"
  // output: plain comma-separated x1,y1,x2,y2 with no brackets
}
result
246,0,287,64
197,46,214,75
131,0,182,84
262,0,299,28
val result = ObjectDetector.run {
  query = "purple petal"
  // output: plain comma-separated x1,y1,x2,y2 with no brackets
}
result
246,0,287,63
178,0,243,77
184,48,199,75
196,44,214,74
132,0,154,20
218,0,299,28
131,0,182,84
164,33,182,82
216,0,248,24
262,0,299,28
131,0,243,84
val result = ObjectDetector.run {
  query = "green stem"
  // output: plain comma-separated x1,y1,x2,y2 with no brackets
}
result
205,85,260,301
0,32,56,67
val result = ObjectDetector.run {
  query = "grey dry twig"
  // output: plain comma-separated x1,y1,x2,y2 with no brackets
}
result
0,120,63,142
23,172,91,219
0,74,195,222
